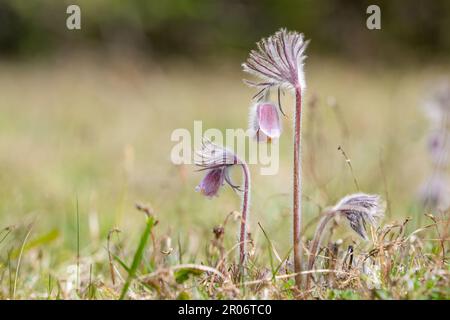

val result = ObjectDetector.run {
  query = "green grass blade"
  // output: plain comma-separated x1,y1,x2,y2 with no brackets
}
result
113,254,131,273
10,229,59,259
13,225,33,299
76,197,81,295
274,247,292,276
0,226,14,245
258,222,275,279
119,216,155,300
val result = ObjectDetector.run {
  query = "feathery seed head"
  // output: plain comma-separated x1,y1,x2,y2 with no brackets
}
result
242,28,309,98
332,193,385,240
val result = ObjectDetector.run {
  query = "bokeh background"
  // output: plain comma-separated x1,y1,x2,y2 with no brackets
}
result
1,0,450,61
0,0,449,283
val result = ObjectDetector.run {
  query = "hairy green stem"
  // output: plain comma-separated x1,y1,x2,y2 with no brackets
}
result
239,162,251,269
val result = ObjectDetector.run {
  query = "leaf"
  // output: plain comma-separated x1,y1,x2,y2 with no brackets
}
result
10,229,59,259
177,291,191,300
112,254,130,273
174,268,203,284
258,222,275,278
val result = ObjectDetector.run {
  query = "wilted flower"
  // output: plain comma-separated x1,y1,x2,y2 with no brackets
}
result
332,193,385,240
195,140,241,198
242,28,309,96
306,193,385,289
249,102,282,142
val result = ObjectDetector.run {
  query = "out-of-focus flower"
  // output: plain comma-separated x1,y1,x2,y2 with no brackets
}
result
249,102,282,142
427,130,450,165
195,139,241,198
418,175,450,210
423,80,450,124
419,79,450,211
332,193,385,240
242,28,309,97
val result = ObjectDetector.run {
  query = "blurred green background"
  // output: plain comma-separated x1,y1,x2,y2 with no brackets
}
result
1,0,450,63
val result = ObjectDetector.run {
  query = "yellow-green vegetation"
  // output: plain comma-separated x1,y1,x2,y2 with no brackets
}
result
0,54,448,299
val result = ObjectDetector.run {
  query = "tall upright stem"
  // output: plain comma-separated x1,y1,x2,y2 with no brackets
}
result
239,162,250,268
293,85,303,289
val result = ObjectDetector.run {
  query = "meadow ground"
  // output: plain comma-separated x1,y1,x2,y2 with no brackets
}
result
0,53,448,299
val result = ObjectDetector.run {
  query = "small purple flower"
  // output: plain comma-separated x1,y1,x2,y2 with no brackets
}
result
195,168,225,198
195,139,241,198
194,139,251,267
249,102,282,142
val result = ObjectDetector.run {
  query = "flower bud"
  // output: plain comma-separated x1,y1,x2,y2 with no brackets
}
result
249,102,281,142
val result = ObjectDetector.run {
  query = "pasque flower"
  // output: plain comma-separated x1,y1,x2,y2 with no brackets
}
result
242,28,309,94
195,139,251,269
419,79,450,211
418,175,450,210
243,28,309,288
306,193,385,289
423,80,450,124
195,140,240,198
427,131,450,166
333,193,385,239
249,102,282,142
196,168,227,198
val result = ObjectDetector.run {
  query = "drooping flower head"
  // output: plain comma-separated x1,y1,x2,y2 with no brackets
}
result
306,193,385,289
195,140,252,268
249,102,282,142
242,28,309,98
195,139,241,198
196,168,225,198
332,193,385,240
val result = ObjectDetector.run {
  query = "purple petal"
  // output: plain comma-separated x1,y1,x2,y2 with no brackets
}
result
257,103,281,139
195,168,225,198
